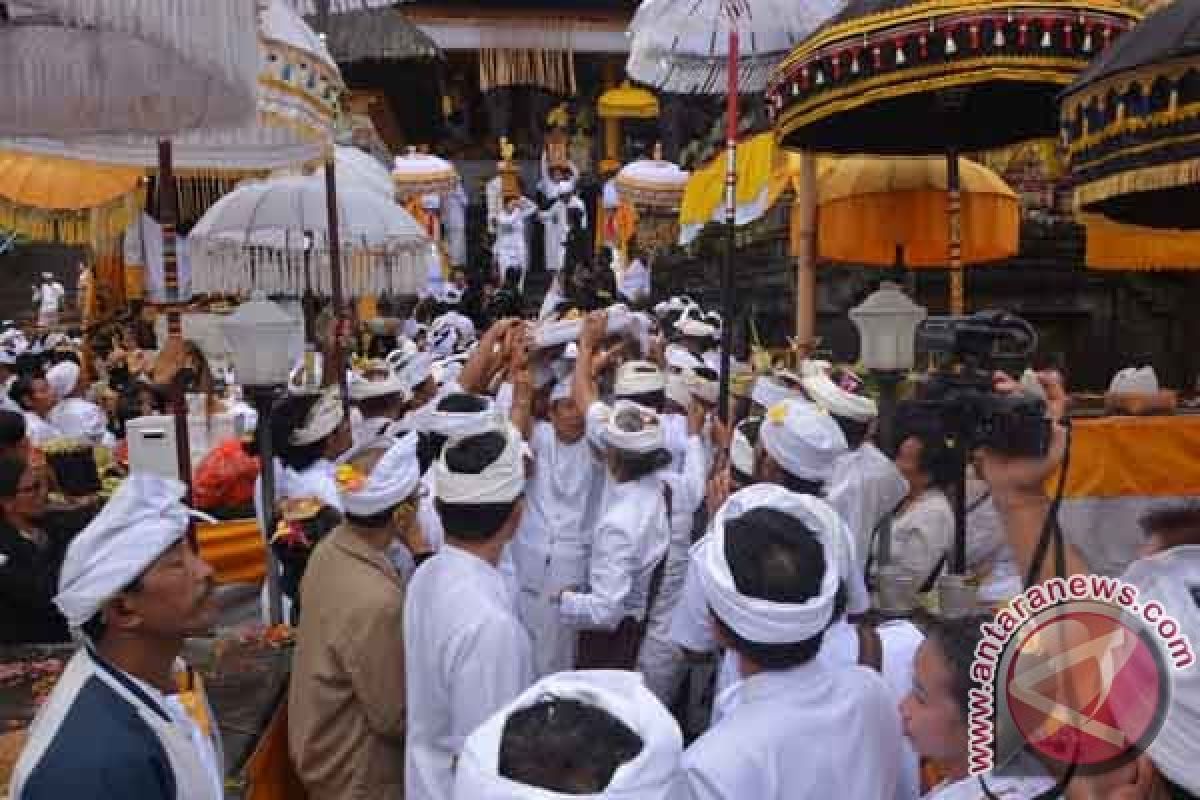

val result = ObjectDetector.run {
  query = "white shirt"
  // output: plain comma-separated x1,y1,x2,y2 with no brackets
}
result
34,282,65,314
619,258,651,303
965,480,1023,605
878,489,955,588
126,672,224,800
679,660,902,800
23,412,60,447
925,772,1055,800
826,444,909,573
404,545,534,800
560,473,670,631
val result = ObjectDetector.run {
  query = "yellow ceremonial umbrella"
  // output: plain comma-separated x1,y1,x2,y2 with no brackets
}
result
597,82,660,172
1081,214,1200,271
812,156,1020,271
0,150,142,246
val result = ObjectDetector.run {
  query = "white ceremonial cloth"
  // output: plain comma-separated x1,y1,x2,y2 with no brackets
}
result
511,421,600,677
22,412,59,447
560,473,669,631
454,670,683,800
678,660,901,800
924,773,1055,800
826,443,909,573
405,545,534,800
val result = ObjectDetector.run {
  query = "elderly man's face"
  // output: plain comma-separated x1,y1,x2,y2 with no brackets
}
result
127,534,218,638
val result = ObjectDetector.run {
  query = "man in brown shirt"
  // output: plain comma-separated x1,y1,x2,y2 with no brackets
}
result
289,432,431,799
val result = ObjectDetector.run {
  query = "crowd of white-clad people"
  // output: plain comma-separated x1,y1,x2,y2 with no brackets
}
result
8,283,1199,800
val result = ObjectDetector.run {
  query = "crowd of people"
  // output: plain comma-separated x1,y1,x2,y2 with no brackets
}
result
1,269,1197,800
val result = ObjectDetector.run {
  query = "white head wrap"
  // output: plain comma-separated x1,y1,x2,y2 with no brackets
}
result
55,475,212,629
419,394,501,441
760,398,848,484
550,376,574,404
348,370,410,403
800,362,877,423
395,351,435,395
1109,366,1159,394
340,432,422,517
454,670,683,800
730,417,761,477
665,344,703,373
665,374,691,410
614,361,665,397
684,368,719,406
675,316,716,340
602,400,665,454
291,388,345,447
1118,545,1200,794
751,376,801,410
431,319,461,358
435,420,526,506
0,347,18,367
46,361,80,402
697,484,848,644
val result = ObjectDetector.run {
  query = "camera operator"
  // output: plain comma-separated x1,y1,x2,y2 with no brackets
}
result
981,371,1199,800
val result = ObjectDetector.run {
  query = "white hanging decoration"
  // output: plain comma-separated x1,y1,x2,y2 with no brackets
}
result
895,45,906,65
1042,29,1053,48
945,34,958,55
851,55,860,74
1083,31,1093,52
815,69,825,85
995,26,1007,48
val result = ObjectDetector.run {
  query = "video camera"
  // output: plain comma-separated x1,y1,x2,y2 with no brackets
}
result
906,310,1051,459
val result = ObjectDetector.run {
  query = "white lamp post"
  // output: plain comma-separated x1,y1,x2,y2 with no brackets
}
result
221,292,297,625
849,282,927,617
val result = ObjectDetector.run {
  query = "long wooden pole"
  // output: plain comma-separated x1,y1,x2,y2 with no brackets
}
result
947,150,964,314
794,152,818,352
156,139,193,497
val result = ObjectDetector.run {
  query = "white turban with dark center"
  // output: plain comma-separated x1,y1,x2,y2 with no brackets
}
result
614,361,664,397
435,420,526,505
455,670,683,800
291,387,345,447
800,362,877,423
601,400,664,455
696,484,848,644
46,361,80,402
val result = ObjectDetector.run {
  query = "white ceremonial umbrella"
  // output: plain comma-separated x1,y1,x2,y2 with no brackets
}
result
5,0,343,171
0,0,259,137
189,175,431,298
322,146,396,201
625,0,846,416
284,0,393,13
392,148,461,202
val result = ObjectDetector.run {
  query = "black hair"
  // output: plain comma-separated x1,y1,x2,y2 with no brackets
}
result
9,372,44,412
711,508,830,670
435,431,520,541
919,612,993,720
1140,502,1200,546
499,697,644,794
272,394,330,472
776,470,825,498
897,425,958,491
0,410,26,449
832,415,871,451
0,455,27,499
438,392,489,413
357,392,402,420
81,573,148,643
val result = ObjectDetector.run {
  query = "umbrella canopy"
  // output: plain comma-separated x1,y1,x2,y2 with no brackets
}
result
189,174,430,298
598,82,661,120
770,0,1141,154
4,0,343,171
311,6,440,63
814,156,1020,267
392,148,460,201
627,0,848,94
285,0,394,13
0,150,142,244
1062,1,1200,229
325,146,396,200
0,0,259,138
1081,214,1200,270
616,149,691,211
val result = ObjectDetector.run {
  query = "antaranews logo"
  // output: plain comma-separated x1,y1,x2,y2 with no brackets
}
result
968,574,1195,776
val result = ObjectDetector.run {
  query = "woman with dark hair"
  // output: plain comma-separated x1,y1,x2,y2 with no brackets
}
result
0,455,71,643
902,614,1059,799
881,419,957,594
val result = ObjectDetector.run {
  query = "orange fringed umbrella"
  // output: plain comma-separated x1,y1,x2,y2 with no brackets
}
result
1081,214,1200,270
811,156,1020,269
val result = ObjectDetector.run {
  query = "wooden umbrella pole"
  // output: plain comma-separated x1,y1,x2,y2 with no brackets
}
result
947,150,964,314
794,151,818,353
717,26,739,423
324,155,349,406
156,139,193,497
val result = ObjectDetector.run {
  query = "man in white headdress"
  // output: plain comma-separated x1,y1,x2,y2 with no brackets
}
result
444,179,469,269
455,671,683,800
45,360,114,447
10,475,224,800
538,155,586,275
799,361,909,574
346,363,410,454
404,421,533,800
290,434,427,800
677,484,902,800
32,272,64,329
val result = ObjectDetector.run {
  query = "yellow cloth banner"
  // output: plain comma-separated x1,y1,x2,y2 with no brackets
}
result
1051,416,1200,499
